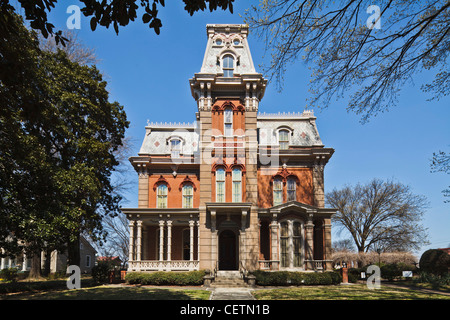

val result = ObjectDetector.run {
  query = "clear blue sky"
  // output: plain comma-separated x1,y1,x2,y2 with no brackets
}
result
26,1,449,257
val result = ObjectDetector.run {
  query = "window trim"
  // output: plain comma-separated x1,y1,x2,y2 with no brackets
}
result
156,183,168,208
279,219,304,269
182,184,194,208
215,167,226,202
222,54,234,77
232,168,242,202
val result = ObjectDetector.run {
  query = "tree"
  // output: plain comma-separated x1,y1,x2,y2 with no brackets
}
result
430,149,449,202
1,0,235,45
0,12,129,277
244,0,449,123
326,179,429,253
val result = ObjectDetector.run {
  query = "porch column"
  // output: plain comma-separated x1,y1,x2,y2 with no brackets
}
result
324,219,332,270
196,220,200,261
159,219,165,261
128,220,135,263
1,248,6,269
269,213,279,270
136,220,142,262
305,214,314,270
189,219,195,261
210,210,217,270
22,253,27,272
167,218,172,262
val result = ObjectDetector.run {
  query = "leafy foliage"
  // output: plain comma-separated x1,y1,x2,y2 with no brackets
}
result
125,270,207,286
1,0,235,44
0,12,129,269
419,249,450,276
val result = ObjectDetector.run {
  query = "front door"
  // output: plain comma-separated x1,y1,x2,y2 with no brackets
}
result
219,230,237,270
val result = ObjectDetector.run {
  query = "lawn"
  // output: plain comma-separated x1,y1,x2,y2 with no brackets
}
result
1,285,211,300
252,284,450,300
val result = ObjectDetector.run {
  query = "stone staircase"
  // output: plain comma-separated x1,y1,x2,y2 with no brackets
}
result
211,271,249,288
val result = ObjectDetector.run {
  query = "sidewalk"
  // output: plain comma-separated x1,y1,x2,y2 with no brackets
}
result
209,287,256,300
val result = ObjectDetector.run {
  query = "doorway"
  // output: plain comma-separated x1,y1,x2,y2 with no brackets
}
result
218,230,237,270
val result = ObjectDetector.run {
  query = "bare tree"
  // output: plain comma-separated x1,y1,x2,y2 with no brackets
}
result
430,149,449,202
39,30,99,65
326,178,429,252
244,0,449,123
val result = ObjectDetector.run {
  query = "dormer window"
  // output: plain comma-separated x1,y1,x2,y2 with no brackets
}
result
222,55,234,77
278,129,290,150
170,138,181,158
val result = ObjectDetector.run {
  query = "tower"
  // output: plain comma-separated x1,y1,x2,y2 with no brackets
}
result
190,24,267,270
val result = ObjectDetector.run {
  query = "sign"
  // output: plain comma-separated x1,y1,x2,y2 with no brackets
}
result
402,271,413,278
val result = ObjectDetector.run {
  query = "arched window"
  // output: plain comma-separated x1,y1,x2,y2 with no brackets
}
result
287,177,297,202
156,184,168,208
224,107,233,137
273,177,283,206
182,184,194,208
280,220,304,268
216,167,225,202
232,168,242,202
222,55,234,77
278,129,290,150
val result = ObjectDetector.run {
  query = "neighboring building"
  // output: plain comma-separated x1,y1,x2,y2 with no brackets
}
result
122,24,336,273
0,236,97,274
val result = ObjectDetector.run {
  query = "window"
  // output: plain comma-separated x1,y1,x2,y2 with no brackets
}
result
182,184,194,208
280,222,289,268
280,220,303,268
222,55,234,77
170,139,181,158
224,108,233,136
273,177,283,206
157,184,168,208
287,178,297,202
232,168,242,202
279,130,290,150
86,255,91,268
216,168,225,202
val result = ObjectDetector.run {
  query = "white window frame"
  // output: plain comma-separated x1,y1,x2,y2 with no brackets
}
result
287,177,297,202
224,108,233,137
222,54,234,77
278,129,290,150
273,177,283,206
156,184,168,208
232,168,242,202
182,184,194,208
216,168,226,202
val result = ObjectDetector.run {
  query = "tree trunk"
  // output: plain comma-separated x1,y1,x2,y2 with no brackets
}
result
28,250,42,279
67,234,80,268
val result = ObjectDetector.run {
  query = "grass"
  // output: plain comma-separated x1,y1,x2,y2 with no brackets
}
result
1,285,211,300
252,283,450,300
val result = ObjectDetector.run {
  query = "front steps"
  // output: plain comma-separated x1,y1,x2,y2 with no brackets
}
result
211,271,249,288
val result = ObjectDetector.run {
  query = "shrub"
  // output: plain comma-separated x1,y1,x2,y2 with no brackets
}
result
0,268,18,282
251,271,342,286
92,262,111,284
125,270,206,286
419,249,450,276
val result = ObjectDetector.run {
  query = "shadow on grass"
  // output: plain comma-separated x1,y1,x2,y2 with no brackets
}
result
2,285,210,300
253,284,450,300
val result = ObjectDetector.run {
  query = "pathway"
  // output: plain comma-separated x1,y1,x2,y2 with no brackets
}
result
209,287,256,300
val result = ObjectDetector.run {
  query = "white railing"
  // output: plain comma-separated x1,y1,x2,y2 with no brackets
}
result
128,260,199,272
258,260,279,270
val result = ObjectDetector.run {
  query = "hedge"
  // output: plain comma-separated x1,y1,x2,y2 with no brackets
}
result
125,270,206,286
419,249,450,276
251,270,342,286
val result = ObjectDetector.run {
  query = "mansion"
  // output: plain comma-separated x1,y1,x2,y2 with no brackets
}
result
122,24,336,274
